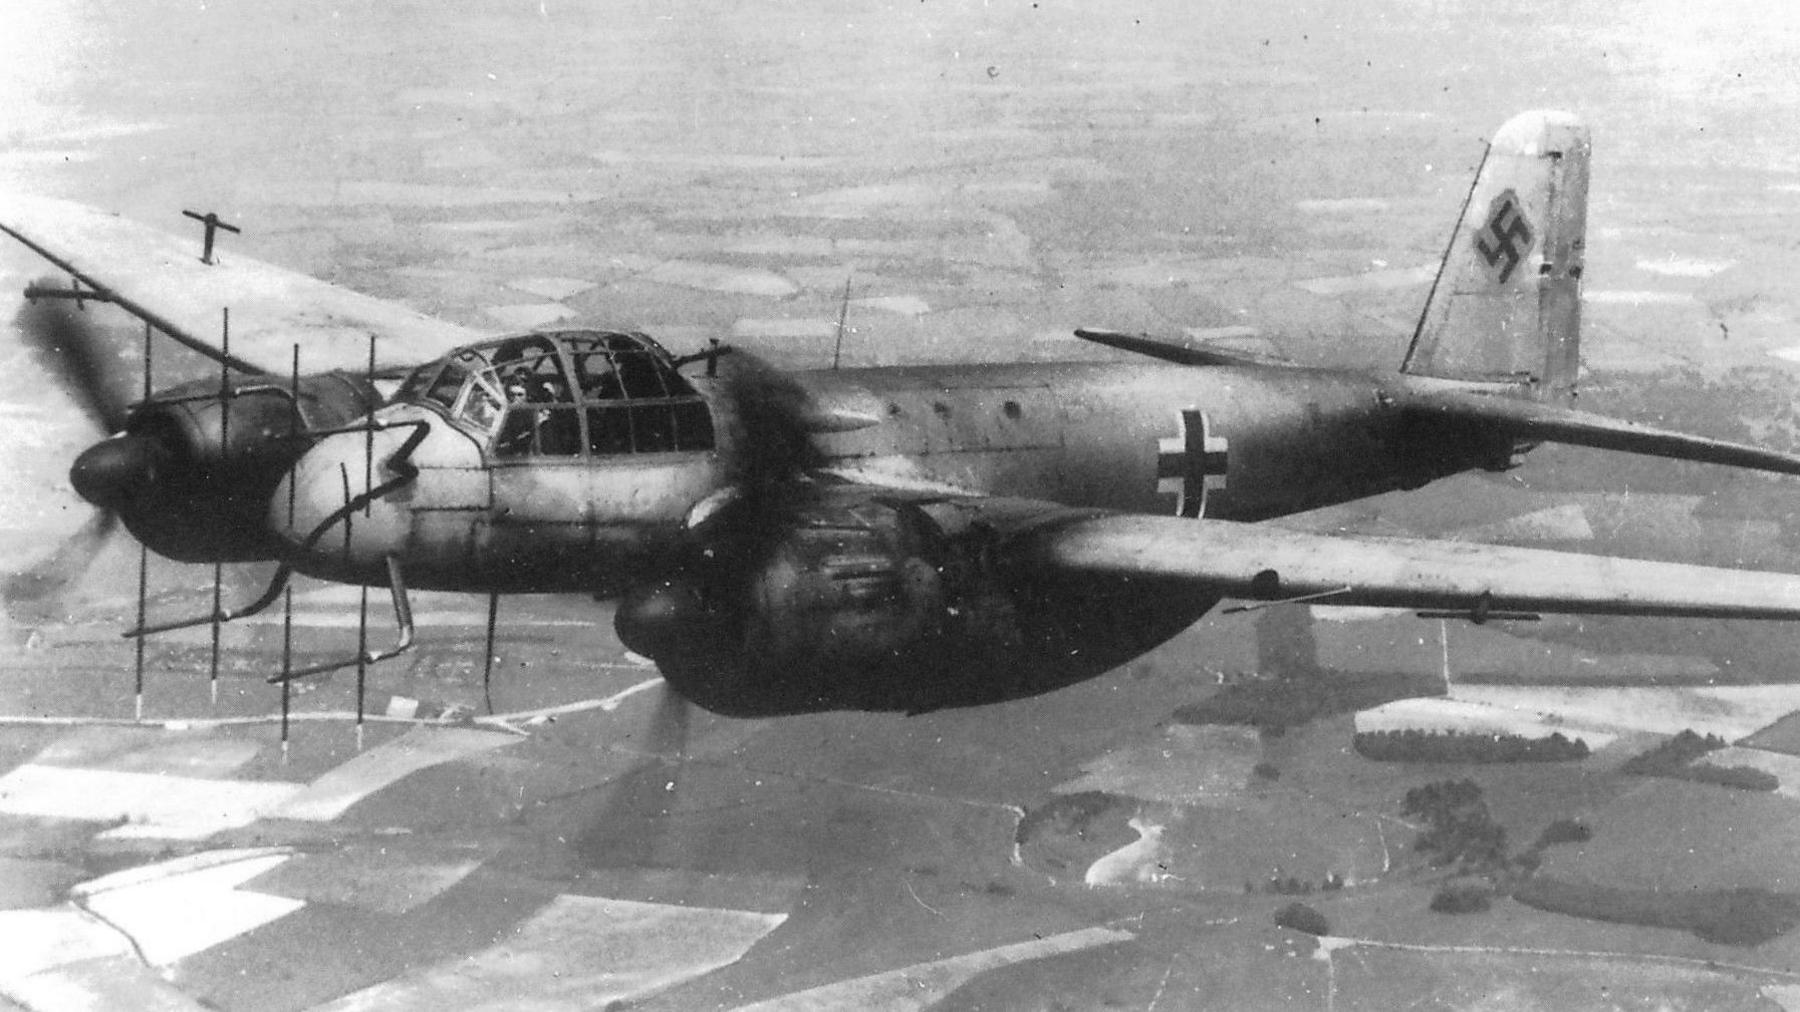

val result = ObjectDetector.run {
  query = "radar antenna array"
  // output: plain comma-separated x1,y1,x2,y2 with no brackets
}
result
121,327,422,754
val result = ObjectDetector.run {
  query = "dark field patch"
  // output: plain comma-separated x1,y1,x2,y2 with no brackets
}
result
1513,878,1800,946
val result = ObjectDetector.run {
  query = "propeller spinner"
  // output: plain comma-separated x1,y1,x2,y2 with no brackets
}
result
70,434,165,510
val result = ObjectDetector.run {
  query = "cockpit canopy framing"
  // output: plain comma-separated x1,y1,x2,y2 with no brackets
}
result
395,330,715,459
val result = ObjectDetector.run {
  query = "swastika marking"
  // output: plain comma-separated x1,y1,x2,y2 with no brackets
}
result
1155,409,1229,519
1473,189,1533,284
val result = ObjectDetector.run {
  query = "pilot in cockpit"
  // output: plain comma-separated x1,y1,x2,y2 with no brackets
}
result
496,360,579,456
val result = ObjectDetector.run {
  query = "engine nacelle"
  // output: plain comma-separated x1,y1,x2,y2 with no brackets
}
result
75,372,379,562
616,493,1219,716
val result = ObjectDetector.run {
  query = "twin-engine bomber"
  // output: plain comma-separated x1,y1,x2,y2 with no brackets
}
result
9,110,1800,717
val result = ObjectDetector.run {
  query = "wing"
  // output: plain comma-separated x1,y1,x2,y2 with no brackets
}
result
0,194,489,375
998,506,1800,620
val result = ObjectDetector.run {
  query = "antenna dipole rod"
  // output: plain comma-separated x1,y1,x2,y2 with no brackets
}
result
289,346,301,525
336,461,365,750
210,308,230,707
339,463,353,559
483,592,499,715
143,318,154,398
134,320,152,722
134,544,147,722
363,334,376,518
281,584,293,762
356,583,368,752
831,272,852,370
219,307,231,441
209,563,223,706
282,344,300,761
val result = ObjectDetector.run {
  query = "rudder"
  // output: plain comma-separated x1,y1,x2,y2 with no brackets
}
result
1401,111,1589,402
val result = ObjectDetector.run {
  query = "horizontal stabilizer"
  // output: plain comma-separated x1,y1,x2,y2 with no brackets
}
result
1403,387,1800,476
1073,328,1292,368
1017,511,1800,620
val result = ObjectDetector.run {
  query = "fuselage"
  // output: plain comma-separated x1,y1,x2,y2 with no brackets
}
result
798,361,1476,519
273,331,1509,594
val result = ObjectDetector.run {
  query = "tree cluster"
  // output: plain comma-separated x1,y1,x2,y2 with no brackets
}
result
1402,779,1508,873
1531,817,1592,849
1272,902,1330,937
1620,729,1727,773
1429,882,1493,914
1400,782,1600,916
1620,729,1779,792
1354,729,1589,764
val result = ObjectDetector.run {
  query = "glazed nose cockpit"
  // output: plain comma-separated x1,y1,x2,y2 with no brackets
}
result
269,330,721,591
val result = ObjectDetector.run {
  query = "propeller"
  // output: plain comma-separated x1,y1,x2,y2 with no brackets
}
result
3,511,119,607
612,340,856,711
577,675,698,868
16,287,136,434
644,676,694,767
4,290,140,614
710,346,823,491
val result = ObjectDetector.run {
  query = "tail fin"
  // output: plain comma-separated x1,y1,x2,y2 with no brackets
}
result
1401,111,1590,402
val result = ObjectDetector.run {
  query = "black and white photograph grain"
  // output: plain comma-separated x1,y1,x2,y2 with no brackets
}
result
3,1,1800,1009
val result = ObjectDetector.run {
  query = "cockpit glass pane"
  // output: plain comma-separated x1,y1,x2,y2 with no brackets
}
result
586,406,632,455
459,381,503,432
674,400,714,450
537,407,582,455
424,362,467,410
497,405,581,456
573,351,624,400
469,330,717,457
494,348,571,405
616,352,669,399
495,409,533,457
396,363,440,405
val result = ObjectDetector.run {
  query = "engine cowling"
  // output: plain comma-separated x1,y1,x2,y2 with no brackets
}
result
616,492,1219,716
72,372,379,562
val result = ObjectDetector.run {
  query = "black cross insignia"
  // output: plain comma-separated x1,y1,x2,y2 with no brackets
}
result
1473,189,1533,284
1156,409,1228,518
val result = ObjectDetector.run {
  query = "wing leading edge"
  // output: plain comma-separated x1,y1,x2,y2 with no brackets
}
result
1011,509,1800,620
0,194,487,375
